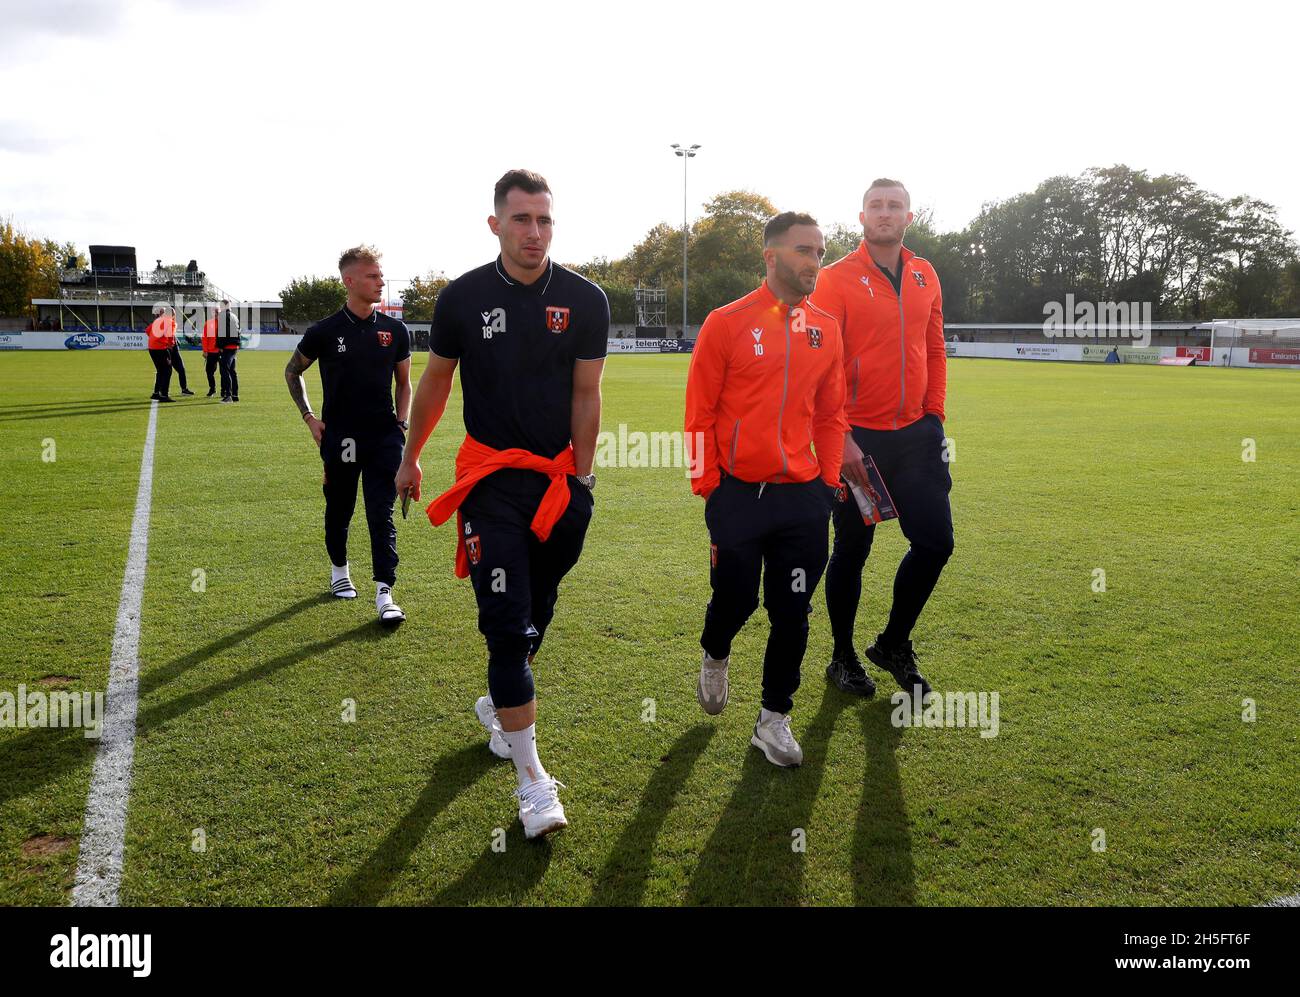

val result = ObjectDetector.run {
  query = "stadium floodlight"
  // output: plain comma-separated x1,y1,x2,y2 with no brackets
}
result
670,143,701,337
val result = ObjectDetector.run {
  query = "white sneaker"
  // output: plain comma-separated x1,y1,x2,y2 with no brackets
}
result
697,651,729,715
515,776,568,840
474,696,512,760
751,710,803,767
376,585,405,625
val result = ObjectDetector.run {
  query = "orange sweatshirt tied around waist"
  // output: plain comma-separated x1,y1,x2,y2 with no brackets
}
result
426,434,576,578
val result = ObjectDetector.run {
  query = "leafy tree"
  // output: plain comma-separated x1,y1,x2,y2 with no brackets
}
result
279,275,346,324
401,271,449,322
823,222,861,266
0,217,79,317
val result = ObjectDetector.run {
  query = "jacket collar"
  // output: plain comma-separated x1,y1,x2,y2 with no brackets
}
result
855,240,915,272
757,279,807,313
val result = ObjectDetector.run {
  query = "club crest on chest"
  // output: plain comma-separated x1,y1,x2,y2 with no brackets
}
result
546,306,570,333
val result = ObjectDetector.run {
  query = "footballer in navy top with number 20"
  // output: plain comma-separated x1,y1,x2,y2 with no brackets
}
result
396,169,609,841
285,244,413,625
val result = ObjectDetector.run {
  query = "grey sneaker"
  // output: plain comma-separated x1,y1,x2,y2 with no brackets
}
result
474,695,512,760
696,651,729,715
750,710,803,767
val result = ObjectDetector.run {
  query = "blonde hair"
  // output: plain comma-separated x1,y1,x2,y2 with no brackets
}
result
338,244,382,273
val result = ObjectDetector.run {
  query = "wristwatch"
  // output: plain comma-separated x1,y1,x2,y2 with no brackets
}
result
576,473,596,491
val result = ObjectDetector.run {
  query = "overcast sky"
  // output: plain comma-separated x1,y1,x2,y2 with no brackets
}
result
2,0,1296,301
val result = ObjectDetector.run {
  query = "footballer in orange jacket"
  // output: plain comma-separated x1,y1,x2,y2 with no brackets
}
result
810,178,953,704
684,211,847,768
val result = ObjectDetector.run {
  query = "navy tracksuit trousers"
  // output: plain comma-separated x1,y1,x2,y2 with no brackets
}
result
701,475,835,714
320,423,404,587
825,412,954,654
459,469,594,710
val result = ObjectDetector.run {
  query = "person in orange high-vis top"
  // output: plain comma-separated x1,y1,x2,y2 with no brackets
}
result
684,211,847,768
395,169,608,840
201,311,220,396
145,306,177,402
811,178,952,704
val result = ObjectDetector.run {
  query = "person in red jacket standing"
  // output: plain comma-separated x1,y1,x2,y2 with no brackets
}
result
684,211,847,768
201,311,220,396
811,178,952,704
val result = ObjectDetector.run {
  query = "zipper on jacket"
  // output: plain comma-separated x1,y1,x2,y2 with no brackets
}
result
729,418,741,473
777,310,791,478
893,281,906,430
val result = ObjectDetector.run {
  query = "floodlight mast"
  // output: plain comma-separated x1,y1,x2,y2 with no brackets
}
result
670,143,701,337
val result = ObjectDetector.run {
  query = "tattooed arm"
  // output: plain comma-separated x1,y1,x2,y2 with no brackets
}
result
285,349,324,444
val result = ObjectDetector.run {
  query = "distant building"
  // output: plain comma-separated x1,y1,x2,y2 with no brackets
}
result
32,244,282,343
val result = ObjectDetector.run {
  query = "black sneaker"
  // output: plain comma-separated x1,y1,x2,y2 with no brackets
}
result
232,396,240,402
181,388,195,396
865,637,932,703
207,388,216,397
150,392,160,400
826,649,876,697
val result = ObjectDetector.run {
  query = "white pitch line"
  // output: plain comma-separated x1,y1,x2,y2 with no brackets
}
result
71,398,158,907
1261,893,1300,907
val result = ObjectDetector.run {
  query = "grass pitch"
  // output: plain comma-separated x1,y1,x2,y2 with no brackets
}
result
1,350,1297,905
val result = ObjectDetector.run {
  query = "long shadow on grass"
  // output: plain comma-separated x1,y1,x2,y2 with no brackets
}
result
136,621,380,736
328,744,498,906
587,724,716,906
0,397,144,414
0,403,154,424
0,595,337,809
429,822,553,906
683,683,842,906
851,698,914,905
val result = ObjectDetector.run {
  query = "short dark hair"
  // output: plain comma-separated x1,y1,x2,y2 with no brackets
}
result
763,211,819,246
494,169,551,214
864,178,910,208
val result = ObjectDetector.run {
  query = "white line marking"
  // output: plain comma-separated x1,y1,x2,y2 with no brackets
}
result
1261,893,1300,907
71,399,158,907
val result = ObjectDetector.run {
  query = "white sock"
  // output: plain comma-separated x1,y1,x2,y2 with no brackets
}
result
331,562,351,583
376,583,393,610
502,724,547,787
760,707,785,724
